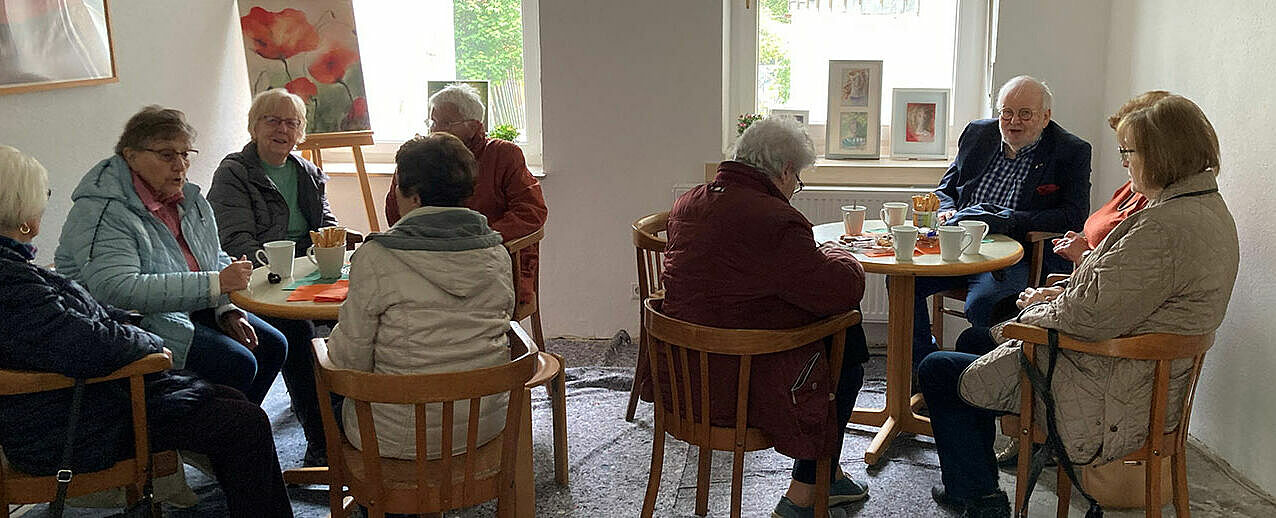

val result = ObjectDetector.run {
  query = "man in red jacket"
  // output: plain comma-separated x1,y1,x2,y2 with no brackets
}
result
660,117,869,518
384,84,547,306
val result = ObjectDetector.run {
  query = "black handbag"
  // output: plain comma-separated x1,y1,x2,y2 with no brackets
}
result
46,379,162,518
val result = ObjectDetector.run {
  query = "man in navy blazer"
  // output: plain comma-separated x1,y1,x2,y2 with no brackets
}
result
912,76,1091,365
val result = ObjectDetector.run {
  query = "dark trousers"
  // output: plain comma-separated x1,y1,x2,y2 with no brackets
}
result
185,311,287,404
151,384,293,518
956,326,1001,356
917,351,1000,500
791,355,865,484
910,261,1029,366
261,316,325,455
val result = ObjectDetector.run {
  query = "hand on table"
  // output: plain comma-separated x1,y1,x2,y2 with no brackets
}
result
937,210,957,225
1051,231,1091,264
219,255,253,293
1016,286,1064,309
218,311,259,350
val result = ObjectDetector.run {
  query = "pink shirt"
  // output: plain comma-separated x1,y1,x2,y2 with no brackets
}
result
131,172,200,271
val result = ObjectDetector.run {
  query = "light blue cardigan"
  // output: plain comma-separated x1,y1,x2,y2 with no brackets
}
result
55,155,233,369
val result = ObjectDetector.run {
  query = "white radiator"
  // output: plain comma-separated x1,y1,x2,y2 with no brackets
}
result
672,184,931,323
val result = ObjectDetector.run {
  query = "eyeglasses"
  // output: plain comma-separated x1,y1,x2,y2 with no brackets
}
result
260,116,302,131
427,118,474,131
142,148,198,163
998,108,1037,122
793,169,806,195
1117,147,1137,161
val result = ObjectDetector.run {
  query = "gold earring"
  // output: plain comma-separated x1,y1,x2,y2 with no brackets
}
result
18,223,32,235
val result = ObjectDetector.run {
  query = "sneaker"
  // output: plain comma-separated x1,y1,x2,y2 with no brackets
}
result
931,485,970,510
771,496,850,518
994,438,1020,467
828,477,869,506
961,491,1010,518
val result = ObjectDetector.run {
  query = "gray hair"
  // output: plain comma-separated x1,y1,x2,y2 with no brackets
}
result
430,83,486,122
0,145,50,232
114,106,196,156
248,88,308,141
996,75,1053,111
731,116,816,180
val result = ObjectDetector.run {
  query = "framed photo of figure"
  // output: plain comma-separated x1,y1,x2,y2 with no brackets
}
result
0,0,118,96
825,60,883,159
769,108,810,128
890,88,950,160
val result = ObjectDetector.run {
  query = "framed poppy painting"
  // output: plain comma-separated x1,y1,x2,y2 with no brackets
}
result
0,0,118,96
238,1,371,135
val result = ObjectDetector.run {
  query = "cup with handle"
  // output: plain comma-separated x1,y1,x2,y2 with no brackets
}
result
890,225,918,262
958,220,989,255
881,202,909,227
255,240,296,279
938,226,974,261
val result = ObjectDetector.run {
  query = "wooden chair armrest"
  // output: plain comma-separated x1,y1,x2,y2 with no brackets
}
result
509,321,539,357
0,353,172,395
1044,273,1070,285
345,230,365,250
1026,231,1063,243
503,227,545,254
1000,323,1213,361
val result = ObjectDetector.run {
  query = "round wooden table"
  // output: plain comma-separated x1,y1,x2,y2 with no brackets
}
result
813,220,1023,465
229,253,351,321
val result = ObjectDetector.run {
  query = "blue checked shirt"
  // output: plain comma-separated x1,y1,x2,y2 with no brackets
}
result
968,139,1040,209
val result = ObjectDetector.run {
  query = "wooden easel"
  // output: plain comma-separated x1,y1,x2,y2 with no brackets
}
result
297,130,381,232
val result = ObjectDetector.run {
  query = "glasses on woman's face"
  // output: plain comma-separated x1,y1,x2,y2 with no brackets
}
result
143,148,199,163
998,108,1037,122
1118,147,1137,162
260,115,302,131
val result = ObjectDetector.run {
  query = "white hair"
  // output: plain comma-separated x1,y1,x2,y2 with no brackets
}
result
430,83,487,122
731,117,816,180
997,75,1053,111
0,145,50,232
248,88,308,140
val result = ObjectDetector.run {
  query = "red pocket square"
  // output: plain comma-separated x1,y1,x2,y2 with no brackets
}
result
1036,183,1060,196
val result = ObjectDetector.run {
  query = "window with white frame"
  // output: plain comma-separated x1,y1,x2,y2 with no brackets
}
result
728,0,992,155
346,0,541,164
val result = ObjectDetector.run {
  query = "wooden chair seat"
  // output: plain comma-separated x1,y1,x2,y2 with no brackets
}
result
336,439,503,509
628,211,669,422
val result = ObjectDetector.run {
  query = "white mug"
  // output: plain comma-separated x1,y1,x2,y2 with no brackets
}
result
958,220,989,255
306,245,345,280
841,205,867,235
891,225,918,262
938,226,973,261
255,240,296,279
881,202,909,227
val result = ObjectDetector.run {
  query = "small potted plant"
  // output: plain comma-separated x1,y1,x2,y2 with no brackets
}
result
489,123,520,142
737,113,764,135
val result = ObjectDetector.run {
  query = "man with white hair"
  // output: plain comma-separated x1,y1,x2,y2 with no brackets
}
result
911,75,1091,366
655,117,869,517
384,83,547,306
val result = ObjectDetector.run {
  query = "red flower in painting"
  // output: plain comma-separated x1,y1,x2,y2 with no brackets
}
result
341,97,371,131
308,47,359,84
240,7,320,60
285,77,317,102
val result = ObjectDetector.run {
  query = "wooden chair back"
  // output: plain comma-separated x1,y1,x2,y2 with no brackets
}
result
0,354,177,516
503,227,545,348
626,211,669,422
1000,323,1215,518
640,297,860,518
313,325,538,518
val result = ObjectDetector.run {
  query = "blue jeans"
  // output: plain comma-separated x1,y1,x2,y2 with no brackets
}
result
918,351,1000,500
186,311,287,405
910,261,1029,366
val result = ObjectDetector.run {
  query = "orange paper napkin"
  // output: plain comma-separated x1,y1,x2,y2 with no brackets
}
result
863,247,924,258
286,280,349,302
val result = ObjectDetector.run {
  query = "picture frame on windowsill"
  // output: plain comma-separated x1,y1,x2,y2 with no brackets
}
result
825,59,882,159
769,108,810,129
889,88,950,160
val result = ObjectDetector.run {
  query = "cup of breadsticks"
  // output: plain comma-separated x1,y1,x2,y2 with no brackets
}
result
911,193,940,229
306,226,347,280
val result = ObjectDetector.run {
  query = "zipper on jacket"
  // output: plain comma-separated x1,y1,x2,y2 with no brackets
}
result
790,352,821,405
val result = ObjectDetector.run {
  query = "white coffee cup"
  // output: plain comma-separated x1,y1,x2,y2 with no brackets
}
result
938,226,974,261
891,225,918,261
306,245,345,280
841,205,867,235
255,240,296,278
958,220,989,255
881,202,909,227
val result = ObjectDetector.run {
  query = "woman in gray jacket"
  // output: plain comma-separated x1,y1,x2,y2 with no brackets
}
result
918,95,1239,518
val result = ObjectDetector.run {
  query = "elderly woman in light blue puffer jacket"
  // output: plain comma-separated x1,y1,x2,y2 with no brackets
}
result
55,106,286,404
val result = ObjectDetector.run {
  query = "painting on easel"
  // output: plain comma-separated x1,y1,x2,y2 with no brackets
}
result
238,0,370,134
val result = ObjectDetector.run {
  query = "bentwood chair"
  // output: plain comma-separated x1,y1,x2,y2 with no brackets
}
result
627,211,669,422
932,231,1061,345
0,354,180,517
504,228,568,485
312,325,538,518
641,298,861,518
999,323,1214,518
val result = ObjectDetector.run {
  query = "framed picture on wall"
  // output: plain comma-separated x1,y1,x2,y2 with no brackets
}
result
825,60,883,159
0,0,117,96
889,88,950,160
769,108,810,128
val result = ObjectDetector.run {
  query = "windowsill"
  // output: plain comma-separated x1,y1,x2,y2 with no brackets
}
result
704,156,947,187
322,161,548,179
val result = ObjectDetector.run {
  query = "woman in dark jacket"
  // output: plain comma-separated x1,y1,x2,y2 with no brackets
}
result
0,145,292,517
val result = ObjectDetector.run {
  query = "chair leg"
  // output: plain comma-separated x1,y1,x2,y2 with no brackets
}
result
531,309,547,354
931,295,945,349
730,448,745,518
695,444,712,516
641,426,666,518
1056,467,1071,518
1014,436,1033,516
550,353,569,486
814,458,831,518
625,330,648,422
1147,456,1164,518
1172,451,1191,518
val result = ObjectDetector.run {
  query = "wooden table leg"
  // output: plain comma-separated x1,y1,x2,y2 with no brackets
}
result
283,466,330,486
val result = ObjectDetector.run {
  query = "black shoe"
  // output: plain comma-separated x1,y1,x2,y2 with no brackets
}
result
302,443,328,467
931,485,970,510
961,491,1010,518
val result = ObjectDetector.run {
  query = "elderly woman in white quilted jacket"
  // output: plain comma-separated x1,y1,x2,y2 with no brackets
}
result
325,132,515,460
917,95,1239,518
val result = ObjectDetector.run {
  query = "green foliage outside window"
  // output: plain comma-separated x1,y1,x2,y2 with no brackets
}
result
453,0,524,81
759,0,791,107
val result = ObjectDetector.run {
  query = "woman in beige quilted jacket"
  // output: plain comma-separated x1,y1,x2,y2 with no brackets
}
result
917,95,1238,518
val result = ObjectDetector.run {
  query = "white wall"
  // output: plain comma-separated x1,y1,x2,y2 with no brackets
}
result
1099,0,1276,493
535,0,725,337
0,1,251,265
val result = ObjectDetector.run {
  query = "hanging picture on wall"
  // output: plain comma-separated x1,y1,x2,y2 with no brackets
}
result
890,88,950,160
238,1,370,134
826,60,882,159
0,0,117,96
426,80,490,128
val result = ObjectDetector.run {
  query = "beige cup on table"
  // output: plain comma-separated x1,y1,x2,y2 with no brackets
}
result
255,240,296,278
938,226,974,261
881,202,909,227
306,245,345,280
890,225,918,262
841,205,867,235
958,220,989,255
